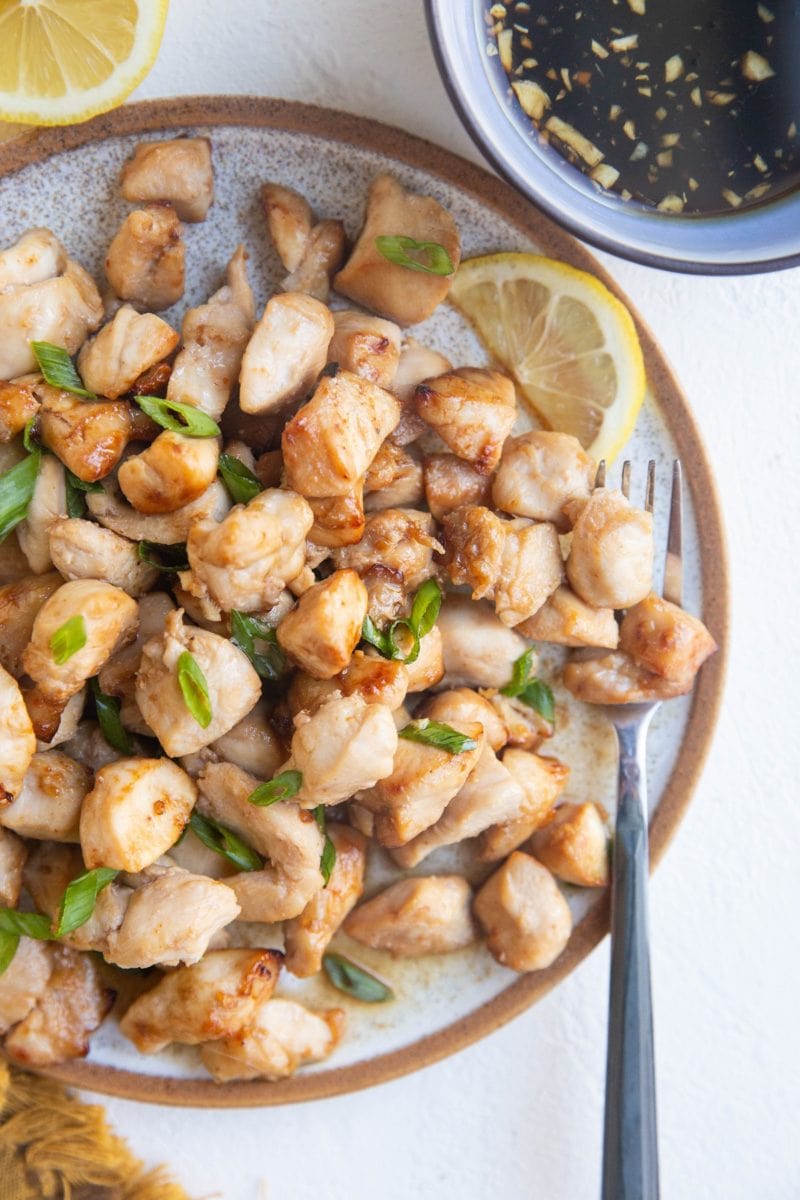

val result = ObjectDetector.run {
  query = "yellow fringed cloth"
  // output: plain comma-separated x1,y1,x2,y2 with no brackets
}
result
0,1061,192,1200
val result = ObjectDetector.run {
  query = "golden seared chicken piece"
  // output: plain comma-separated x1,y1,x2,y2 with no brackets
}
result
404,623,445,692
4,944,113,1068
136,610,261,756
436,594,529,690
478,750,569,861
494,519,564,627
486,691,552,751
48,517,158,597
415,368,517,473
474,851,572,972
0,227,66,290
120,137,214,222
566,488,654,610
420,688,507,751
618,593,717,683
277,570,368,679
563,650,695,704
0,828,26,907
0,750,90,842
364,441,424,511
87,477,230,543
531,802,610,888
335,173,461,325
345,875,475,956
261,183,314,271
209,700,285,780
17,456,66,574
77,306,179,399
23,580,138,706
358,721,484,847
307,487,366,550
442,505,505,601
167,245,255,420
0,258,103,379
328,309,402,388
182,488,313,616
119,431,220,515
120,948,283,1054
492,431,596,530
38,386,133,484
197,762,324,922
288,651,409,718
97,591,174,700
0,938,52,1034
284,824,367,977
80,758,196,872
334,508,442,591
360,564,407,626
36,687,85,750
284,221,346,301
390,337,451,445
200,997,344,1083
105,205,185,311
0,375,42,443
239,293,334,415
282,369,400,497
285,694,398,808
517,585,619,649
23,843,129,956
423,453,492,521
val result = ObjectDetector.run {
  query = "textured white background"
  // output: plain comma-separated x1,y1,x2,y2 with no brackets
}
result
79,1,800,1196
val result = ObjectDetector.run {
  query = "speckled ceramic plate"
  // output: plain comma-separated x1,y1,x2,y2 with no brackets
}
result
0,97,727,1107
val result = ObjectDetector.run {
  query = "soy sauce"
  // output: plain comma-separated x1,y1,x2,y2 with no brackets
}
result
489,0,800,214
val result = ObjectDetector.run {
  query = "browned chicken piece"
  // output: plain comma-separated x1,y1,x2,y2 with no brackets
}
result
334,508,442,592
277,570,368,679
0,572,63,676
0,828,26,907
0,227,66,290
35,686,86,750
254,447,282,487
119,948,283,1054
334,173,461,325
288,651,409,718
404,624,445,692
487,691,553,751
566,488,654,610
307,487,366,549
38,386,133,484
87,477,230,544
358,721,484,847
23,841,131,955
563,650,694,704
120,137,214,222
105,206,185,311
364,442,424,511
136,610,261,756
345,875,475,956
423,452,492,520
419,687,508,751
0,938,52,1034
261,183,314,271
0,750,90,842
284,220,347,301
284,824,367,977
197,762,324,922
97,591,174,699
209,699,285,780
530,802,610,887
328,309,402,388
167,245,255,420
360,564,407,626
48,517,159,597
414,368,517,473
437,594,529,689
4,944,114,1067
80,758,196,872
23,580,138,706
283,369,400,497
239,293,334,417
492,431,596,530
200,997,344,1083
390,337,451,445
474,851,572,972
0,258,103,379
17,455,66,574
0,375,41,442
618,593,717,683
285,694,399,808
118,431,220,515
477,750,569,861
494,519,564,627
77,306,179,398
517,585,619,649
442,505,505,600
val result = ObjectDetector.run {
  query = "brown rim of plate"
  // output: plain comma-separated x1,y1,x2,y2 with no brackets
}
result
0,96,729,1108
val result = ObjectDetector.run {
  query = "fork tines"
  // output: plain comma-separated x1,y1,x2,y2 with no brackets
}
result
594,457,683,606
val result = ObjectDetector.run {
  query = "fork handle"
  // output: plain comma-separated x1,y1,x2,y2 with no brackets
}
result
602,720,660,1200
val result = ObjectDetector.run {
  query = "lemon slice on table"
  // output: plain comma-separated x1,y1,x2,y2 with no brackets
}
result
0,0,169,126
449,252,646,463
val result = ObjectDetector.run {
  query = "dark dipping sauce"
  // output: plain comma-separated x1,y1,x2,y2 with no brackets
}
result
489,0,800,214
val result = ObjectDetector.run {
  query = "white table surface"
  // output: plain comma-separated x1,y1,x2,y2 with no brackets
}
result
79,2,800,1196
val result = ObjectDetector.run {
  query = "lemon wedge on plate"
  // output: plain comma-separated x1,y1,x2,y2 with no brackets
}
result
449,252,646,463
0,0,168,126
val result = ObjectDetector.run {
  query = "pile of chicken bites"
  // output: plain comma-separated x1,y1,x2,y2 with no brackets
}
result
0,136,717,1083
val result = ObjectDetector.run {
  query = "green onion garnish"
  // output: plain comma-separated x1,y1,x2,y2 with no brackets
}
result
398,719,477,755
218,454,262,505
0,450,41,543
247,770,302,807
31,341,96,398
50,614,87,665
375,235,454,276
90,677,132,755
177,651,212,728
322,952,394,1003
188,811,263,873
134,395,220,438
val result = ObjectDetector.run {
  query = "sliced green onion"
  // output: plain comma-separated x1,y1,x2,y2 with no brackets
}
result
22,418,39,454
0,910,53,940
137,540,189,573
322,953,394,1003
361,580,441,666
0,930,19,976
50,614,87,665
134,395,220,438
0,450,41,542
65,468,103,519
54,867,119,937
31,341,96,398
409,578,442,640
313,806,336,886
247,770,302,807
230,610,287,681
501,648,536,698
399,718,477,755
177,651,212,728
90,677,132,755
375,235,454,276
188,811,263,872
361,614,395,659
218,454,262,505
519,679,556,723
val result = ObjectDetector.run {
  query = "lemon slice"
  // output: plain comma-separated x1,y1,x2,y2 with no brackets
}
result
449,252,646,463
0,0,168,126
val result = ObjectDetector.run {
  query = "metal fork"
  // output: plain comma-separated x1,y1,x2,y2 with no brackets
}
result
597,458,683,1200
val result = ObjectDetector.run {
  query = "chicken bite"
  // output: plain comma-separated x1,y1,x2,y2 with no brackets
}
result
87,477,231,543
0,937,52,1034
105,205,185,311
120,137,214,222
415,368,516,473
563,649,697,704
437,595,528,689
119,431,220,515
209,699,285,780
0,750,90,842
478,750,570,861
261,183,313,272
284,824,367,977
288,651,409,718
423,452,493,520
404,623,445,692
48,517,159,597
442,505,505,600
334,508,441,591
0,227,65,291
474,851,572,972
200,997,344,1082
77,306,179,399
364,441,424,511
492,431,596,530
494,519,564,627
566,488,654,610
0,828,26,908
285,694,398,808
0,375,42,443
307,487,366,549
328,309,402,388
0,259,103,379
390,337,451,445
345,875,475,956
23,840,131,956
16,455,66,574
618,593,717,683
0,573,62,677
517,585,619,649
239,293,334,415
38,386,133,484
277,570,368,679
283,221,346,301
530,802,610,887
